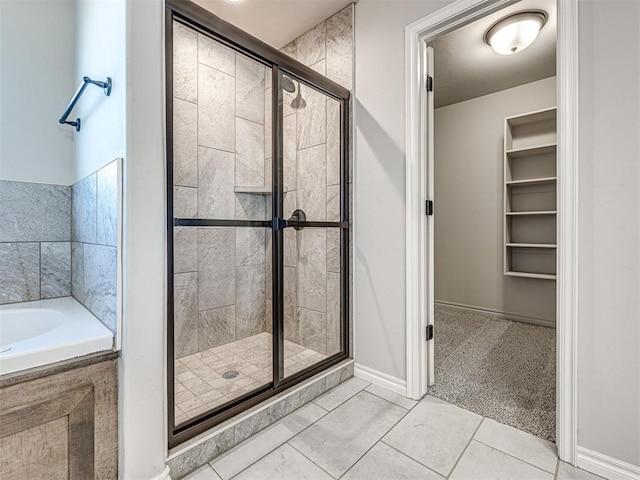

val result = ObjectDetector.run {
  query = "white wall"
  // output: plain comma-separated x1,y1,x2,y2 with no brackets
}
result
577,0,640,468
74,0,126,182
434,77,557,324
119,0,168,478
0,0,75,185
355,0,640,471
354,0,452,382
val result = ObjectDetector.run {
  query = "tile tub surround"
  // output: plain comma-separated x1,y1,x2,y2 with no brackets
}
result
175,332,328,425
0,180,71,305
71,160,119,333
0,160,119,334
177,382,596,480
167,359,354,479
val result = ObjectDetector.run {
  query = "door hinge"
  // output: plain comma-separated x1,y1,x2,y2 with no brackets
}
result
426,324,434,341
426,200,433,216
426,75,433,92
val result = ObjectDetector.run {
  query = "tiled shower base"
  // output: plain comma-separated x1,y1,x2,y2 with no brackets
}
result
175,332,328,425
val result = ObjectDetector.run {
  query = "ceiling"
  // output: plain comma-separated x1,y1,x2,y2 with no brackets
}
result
429,0,556,108
193,0,353,49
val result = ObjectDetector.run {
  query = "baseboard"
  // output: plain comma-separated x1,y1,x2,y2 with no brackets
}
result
435,300,556,329
150,466,171,480
577,447,640,480
354,363,406,396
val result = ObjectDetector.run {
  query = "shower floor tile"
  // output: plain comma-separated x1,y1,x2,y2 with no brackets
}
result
174,333,327,425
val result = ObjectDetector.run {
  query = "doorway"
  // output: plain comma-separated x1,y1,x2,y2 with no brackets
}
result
165,0,350,447
404,0,579,463
428,0,557,441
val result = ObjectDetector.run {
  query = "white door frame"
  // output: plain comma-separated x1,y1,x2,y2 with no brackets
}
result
404,0,579,464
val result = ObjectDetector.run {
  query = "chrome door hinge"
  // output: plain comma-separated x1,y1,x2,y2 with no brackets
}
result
426,75,433,92
426,200,434,216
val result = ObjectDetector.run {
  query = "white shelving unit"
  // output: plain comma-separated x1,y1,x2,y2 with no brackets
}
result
504,107,557,280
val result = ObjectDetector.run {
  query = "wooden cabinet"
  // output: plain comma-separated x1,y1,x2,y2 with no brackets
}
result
504,107,557,280
0,354,118,479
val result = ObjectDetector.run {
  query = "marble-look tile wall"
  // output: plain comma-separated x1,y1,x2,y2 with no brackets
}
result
71,160,119,333
173,22,269,358
0,181,71,304
265,5,354,356
0,161,119,335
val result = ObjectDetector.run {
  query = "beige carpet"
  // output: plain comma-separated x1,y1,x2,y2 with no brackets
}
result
428,304,556,441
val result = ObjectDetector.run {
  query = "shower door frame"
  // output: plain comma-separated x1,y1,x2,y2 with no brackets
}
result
165,0,351,448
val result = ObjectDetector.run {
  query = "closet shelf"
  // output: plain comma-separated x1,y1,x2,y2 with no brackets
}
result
234,186,289,195
506,176,557,186
506,243,556,249
504,107,558,281
505,271,557,280
505,106,557,126
506,143,557,158
506,211,556,216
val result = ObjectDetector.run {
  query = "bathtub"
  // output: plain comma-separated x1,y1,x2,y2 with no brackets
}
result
0,297,114,376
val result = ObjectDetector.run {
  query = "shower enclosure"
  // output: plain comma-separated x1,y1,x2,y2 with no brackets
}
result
166,0,350,446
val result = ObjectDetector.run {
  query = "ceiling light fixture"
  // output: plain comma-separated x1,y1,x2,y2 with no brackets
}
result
484,10,548,55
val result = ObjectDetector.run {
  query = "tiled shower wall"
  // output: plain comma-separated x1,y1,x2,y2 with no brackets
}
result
173,23,270,358
0,161,119,334
265,6,354,355
0,181,72,304
172,5,353,359
71,160,119,332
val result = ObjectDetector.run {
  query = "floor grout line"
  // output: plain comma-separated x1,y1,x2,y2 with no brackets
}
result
553,457,560,480
380,440,448,479
312,379,370,411
221,402,331,480
472,438,557,475
444,416,486,478
287,441,340,479
332,391,419,479
472,437,558,475
363,387,418,411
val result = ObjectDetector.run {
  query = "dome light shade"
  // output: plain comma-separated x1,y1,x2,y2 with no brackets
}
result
484,11,548,55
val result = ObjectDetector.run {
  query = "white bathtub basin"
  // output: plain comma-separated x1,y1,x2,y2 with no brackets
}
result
0,297,114,376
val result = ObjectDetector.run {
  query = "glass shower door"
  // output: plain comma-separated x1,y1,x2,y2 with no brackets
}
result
170,20,274,428
167,2,350,447
276,73,349,381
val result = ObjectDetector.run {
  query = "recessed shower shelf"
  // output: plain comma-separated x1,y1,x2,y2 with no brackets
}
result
234,186,289,195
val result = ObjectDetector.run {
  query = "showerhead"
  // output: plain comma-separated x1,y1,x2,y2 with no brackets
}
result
290,90,306,110
281,75,306,109
282,75,296,93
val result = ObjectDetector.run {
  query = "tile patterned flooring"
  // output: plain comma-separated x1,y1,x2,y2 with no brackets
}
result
175,333,328,425
182,378,604,480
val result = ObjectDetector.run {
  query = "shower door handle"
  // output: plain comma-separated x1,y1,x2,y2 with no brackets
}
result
273,210,307,230
287,209,307,230
274,209,348,231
